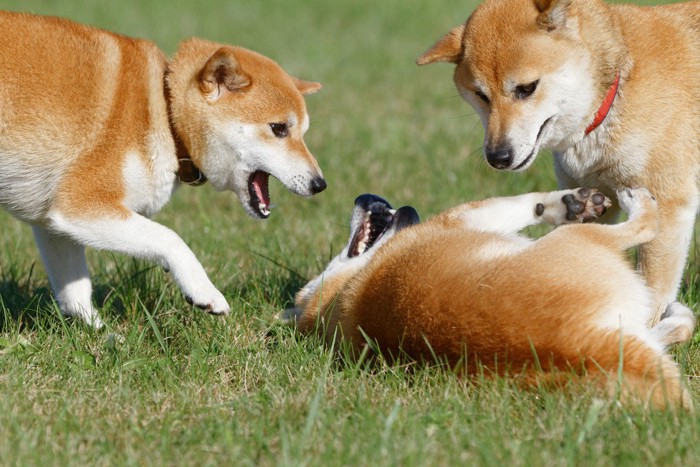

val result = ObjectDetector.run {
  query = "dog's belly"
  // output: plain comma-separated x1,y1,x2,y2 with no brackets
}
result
0,151,68,223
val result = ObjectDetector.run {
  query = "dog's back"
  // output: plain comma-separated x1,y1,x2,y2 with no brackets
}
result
0,11,169,223
610,1,700,119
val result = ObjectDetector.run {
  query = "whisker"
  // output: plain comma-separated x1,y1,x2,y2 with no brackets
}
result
452,112,478,119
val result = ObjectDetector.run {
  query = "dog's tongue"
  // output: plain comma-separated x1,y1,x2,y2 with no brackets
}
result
253,171,270,209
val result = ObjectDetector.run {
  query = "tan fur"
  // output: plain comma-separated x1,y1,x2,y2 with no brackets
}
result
0,11,325,326
291,189,694,410
417,0,700,326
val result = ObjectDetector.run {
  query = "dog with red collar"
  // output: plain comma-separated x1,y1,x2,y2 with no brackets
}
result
418,0,700,330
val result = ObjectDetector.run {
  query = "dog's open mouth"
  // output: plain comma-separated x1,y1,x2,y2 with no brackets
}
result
248,171,271,218
347,194,420,258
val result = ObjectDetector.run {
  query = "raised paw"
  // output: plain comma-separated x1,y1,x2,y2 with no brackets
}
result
560,188,611,223
617,187,657,218
185,290,230,316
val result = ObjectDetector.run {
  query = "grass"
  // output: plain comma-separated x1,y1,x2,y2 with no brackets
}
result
1,0,699,465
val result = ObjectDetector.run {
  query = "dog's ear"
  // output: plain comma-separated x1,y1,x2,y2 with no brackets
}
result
291,77,322,95
416,24,465,65
535,0,573,32
199,47,251,100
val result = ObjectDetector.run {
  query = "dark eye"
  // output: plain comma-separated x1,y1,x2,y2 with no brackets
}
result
515,80,538,100
269,122,289,138
474,89,490,104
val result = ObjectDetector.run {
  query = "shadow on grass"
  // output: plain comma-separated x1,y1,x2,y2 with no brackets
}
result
0,257,165,332
0,279,127,333
0,279,55,331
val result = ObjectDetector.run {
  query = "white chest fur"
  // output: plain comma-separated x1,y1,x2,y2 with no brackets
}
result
122,130,178,218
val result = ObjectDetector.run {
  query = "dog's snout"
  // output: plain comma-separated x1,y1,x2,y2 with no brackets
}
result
485,144,514,170
310,176,327,194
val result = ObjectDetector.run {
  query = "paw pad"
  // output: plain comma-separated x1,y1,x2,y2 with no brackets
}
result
562,188,611,223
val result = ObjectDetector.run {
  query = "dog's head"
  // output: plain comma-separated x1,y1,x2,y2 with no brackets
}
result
418,0,620,171
282,194,419,326
168,38,326,219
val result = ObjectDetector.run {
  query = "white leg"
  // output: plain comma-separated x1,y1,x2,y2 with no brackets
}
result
439,188,610,233
32,226,105,329
638,198,699,324
47,211,229,315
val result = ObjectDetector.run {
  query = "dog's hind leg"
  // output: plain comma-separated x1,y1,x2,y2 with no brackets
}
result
435,188,610,233
32,226,105,329
45,210,230,317
552,188,660,252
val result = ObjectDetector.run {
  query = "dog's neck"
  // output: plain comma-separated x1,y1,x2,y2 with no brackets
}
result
584,71,621,136
163,68,207,187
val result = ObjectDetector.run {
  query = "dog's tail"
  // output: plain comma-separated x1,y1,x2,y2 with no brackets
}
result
593,332,693,411
511,330,692,411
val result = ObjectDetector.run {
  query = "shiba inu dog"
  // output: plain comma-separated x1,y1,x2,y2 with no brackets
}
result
285,188,695,409
417,0,700,327
0,11,326,328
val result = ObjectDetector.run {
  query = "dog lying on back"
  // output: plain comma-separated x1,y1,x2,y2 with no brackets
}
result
0,11,326,328
417,0,700,326
285,188,695,409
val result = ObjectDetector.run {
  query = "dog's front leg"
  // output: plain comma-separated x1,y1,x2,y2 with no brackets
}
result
436,188,610,233
32,226,105,329
46,211,230,317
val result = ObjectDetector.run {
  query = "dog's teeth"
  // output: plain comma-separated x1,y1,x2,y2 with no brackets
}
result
259,203,270,216
389,209,396,215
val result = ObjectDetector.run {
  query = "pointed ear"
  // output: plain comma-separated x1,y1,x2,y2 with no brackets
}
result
198,47,251,100
535,0,573,32
416,24,466,65
291,77,322,95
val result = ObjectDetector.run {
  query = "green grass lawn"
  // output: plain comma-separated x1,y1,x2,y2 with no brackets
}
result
1,0,699,465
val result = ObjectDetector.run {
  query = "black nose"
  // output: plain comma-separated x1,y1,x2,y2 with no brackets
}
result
310,177,327,194
485,144,514,170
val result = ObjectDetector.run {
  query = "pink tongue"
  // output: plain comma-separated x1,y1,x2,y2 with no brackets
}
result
253,172,270,207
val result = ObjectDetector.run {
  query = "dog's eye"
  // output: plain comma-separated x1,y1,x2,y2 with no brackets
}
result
269,122,289,138
515,80,539,100
474,90,490,104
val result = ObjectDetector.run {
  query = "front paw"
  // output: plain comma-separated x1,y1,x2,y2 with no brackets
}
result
185,289,230,315
561,188,611,223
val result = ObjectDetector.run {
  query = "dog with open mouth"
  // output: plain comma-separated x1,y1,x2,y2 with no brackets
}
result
417,0,700,329
0,11,326,328
284,189,695,409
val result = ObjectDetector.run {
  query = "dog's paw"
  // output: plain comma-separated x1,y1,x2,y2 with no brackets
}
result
560,188,611,223
653,302,696,345
617,187,656,217
185,289,230,316
61,303,105,330
276,307,302,325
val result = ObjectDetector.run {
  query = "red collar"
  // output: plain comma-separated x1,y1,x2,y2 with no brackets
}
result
585,71,621,135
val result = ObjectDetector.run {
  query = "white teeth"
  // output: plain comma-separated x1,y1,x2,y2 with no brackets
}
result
389,209,396,215
259,203,270,216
